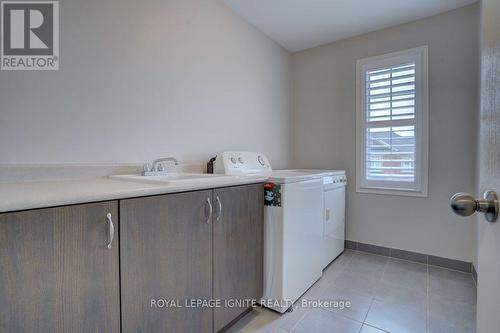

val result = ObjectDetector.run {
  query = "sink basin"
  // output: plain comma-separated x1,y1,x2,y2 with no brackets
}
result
110,173,232,185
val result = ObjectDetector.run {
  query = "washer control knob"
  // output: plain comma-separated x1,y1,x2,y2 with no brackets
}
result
238,157,244,164
258,155,265,166
230,157,237,164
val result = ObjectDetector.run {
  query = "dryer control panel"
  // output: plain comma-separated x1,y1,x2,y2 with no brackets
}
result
323,174,347,188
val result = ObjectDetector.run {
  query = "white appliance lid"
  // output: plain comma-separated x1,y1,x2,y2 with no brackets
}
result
268,169,346,184
268,170,320,183
284,169,346,176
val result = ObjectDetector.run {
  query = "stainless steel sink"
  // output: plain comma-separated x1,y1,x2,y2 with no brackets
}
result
109,173,232,184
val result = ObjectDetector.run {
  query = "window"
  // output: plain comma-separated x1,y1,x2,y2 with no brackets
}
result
356,46,428,196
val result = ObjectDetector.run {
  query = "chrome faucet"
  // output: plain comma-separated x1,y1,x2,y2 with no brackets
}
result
143,157,179,176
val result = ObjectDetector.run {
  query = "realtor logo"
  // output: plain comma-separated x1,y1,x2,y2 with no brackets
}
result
1,1,59,70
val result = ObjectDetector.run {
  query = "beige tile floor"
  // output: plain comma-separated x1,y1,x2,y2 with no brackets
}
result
227,250,476,333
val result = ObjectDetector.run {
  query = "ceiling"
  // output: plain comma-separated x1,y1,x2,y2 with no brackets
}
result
223,0,477,52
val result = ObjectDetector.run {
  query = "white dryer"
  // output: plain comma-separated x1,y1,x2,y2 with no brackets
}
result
322,171,347,268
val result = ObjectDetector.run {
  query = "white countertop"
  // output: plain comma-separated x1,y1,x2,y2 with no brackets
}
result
0,175,268,213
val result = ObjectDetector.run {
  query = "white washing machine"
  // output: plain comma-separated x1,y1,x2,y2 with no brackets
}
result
262,170,324,313
213,153,346,312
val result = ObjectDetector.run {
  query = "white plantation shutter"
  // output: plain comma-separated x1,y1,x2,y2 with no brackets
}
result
366,64,416,123
356,47,428,196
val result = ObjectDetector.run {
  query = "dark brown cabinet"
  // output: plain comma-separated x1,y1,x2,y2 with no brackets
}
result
0,202,120,333
120,190,214,333
0,183,263,333
213,184,264,332
120,184,264,333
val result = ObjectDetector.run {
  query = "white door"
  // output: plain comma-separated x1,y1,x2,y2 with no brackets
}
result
476,0,500,331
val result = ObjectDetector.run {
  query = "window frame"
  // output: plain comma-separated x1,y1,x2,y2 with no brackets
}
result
356,46,429,197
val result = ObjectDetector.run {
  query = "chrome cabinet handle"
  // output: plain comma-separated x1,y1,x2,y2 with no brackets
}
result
450,190,499,223
106,213,115,249
205,197,213,224
216,196,222,222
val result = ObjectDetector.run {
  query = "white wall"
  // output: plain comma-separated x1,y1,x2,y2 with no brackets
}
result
292,5,478,261
0,0,291,168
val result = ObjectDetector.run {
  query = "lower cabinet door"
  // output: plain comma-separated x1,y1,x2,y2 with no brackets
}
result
213,184,264,332
120,190,213,333
0,202,121,333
